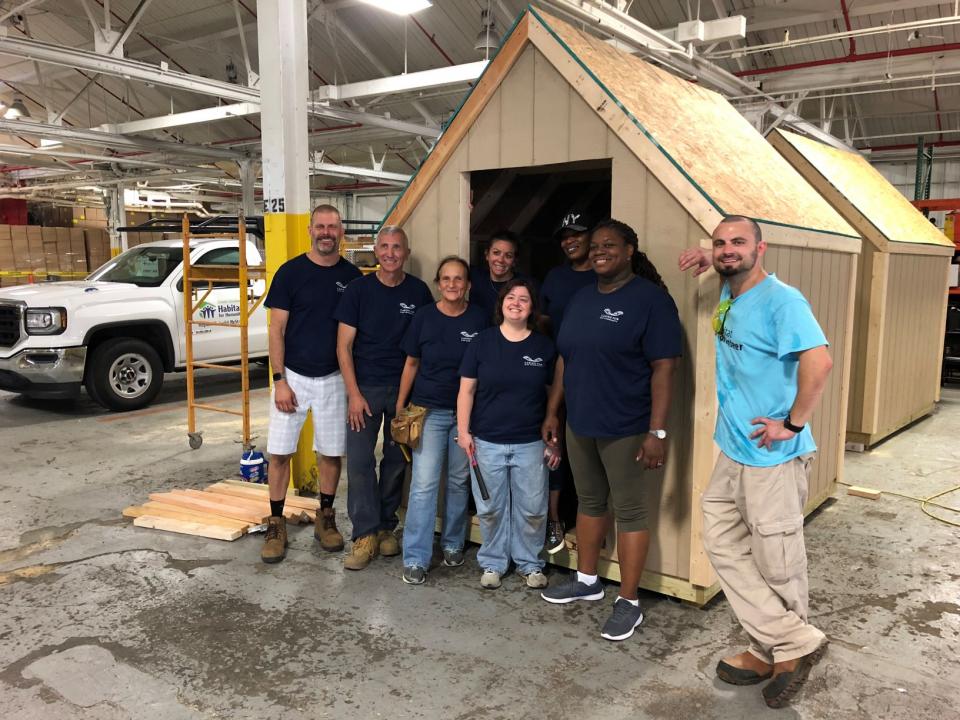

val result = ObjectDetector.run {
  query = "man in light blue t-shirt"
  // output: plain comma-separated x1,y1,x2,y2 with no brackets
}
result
679,215,833,709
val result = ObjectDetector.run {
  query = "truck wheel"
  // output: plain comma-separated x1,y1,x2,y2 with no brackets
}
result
86,338,163,411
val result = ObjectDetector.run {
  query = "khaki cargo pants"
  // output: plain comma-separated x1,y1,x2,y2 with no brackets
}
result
702,452,826,664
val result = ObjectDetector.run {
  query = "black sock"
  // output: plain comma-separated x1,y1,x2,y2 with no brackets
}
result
270,499,285,518
320,493,335,510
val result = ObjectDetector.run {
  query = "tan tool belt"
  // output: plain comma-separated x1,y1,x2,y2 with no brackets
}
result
390,403,428,450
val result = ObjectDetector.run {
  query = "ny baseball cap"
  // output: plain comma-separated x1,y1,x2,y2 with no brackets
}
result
554,211,591,238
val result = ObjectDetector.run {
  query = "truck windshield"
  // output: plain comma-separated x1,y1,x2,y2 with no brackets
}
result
87,246,184,287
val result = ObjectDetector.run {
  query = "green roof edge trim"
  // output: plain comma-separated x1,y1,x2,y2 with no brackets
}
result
380,5,859,243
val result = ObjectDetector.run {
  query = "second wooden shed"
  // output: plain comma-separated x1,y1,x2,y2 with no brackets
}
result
770,129,954,449
387,8,861,604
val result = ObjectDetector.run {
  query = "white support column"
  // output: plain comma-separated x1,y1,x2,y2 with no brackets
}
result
257,0,314,490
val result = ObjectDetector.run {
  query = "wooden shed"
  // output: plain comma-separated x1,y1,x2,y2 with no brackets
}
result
769,129,954,450
386,8,861,604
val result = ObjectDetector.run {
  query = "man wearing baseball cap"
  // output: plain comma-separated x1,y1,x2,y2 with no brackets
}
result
539,210,596,554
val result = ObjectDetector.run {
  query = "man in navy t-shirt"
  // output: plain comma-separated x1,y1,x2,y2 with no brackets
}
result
335,225,434,571
538,210,597,553
261,204,361,564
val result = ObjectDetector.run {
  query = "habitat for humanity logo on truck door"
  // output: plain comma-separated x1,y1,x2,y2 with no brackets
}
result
194,301,242,332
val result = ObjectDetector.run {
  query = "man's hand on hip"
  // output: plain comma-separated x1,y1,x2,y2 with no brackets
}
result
750,417,796,449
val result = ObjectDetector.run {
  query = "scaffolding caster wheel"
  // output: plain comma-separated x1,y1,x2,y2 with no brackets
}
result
188,432,203,450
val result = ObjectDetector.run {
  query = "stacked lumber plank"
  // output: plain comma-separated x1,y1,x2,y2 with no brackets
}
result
122,480,321,541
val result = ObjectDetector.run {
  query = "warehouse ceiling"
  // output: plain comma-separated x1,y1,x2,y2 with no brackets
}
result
0,0,956,209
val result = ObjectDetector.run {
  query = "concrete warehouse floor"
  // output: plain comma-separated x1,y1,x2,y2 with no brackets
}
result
1,373,958,720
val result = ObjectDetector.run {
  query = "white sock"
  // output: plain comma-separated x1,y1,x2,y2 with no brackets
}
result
577,571,598,585
616,595,639,607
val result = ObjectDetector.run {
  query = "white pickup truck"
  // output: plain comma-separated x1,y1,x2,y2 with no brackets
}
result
0,238,268,411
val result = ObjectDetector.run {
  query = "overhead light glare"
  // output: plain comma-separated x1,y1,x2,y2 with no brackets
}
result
358,0,431,16
4,97,31,119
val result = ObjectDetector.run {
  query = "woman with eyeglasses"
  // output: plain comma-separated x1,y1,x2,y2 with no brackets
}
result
540,219,682,643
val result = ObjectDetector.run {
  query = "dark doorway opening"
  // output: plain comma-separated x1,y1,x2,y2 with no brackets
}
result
469,159,611,284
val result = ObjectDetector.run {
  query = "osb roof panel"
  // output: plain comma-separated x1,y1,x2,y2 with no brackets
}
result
776,129,954,248
535,10,857,238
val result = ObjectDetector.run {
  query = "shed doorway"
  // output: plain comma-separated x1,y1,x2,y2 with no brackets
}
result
469,159,611,283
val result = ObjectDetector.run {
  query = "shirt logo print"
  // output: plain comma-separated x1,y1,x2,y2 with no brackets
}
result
460,331,478,342
523,355,544,367
600,308,624,323
399,302,416,315
335,281,347,293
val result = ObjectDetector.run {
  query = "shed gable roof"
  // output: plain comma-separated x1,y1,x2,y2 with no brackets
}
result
385,6,857,241
771,129,954,252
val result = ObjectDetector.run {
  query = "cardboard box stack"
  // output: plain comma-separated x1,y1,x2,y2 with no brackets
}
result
84,229,111,271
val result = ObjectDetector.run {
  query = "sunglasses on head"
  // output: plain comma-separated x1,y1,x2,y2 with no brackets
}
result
713,298,733,336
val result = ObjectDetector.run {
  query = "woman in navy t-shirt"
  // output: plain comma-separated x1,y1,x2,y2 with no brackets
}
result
396,256,488,585
457,278,560,590
540,219,682,642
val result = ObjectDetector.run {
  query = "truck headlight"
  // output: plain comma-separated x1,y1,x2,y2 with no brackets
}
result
24,307,67,335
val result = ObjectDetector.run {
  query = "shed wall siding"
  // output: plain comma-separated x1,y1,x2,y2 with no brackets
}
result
874,253,949,438
763,242,855,506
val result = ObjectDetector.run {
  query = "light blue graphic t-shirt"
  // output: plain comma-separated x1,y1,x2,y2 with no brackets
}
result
714,273,828,467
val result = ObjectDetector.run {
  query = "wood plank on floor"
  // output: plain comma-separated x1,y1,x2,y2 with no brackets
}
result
133,515,243,541
147,493,267,523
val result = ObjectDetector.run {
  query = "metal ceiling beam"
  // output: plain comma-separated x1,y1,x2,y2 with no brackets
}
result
99,102,261,134
0,119,244,159
310,160,411,186
0,0,46,25
537,0,851,150
0,35,260,103
313,60,488,102
306,103,440,137
745,0,950,34
0,144,203,171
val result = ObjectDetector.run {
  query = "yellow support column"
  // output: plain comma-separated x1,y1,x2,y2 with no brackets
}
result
258,0,315,491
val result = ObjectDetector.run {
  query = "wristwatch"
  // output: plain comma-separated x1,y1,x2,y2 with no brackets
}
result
649,429,667,440
272,372,285,383
783,414,804,433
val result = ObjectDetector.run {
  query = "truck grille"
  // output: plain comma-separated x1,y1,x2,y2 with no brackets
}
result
0,305,22,348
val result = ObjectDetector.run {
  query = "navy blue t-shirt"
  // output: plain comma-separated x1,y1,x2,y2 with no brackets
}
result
264,254,361,378
468,267,537,323
459,327,556,444
541,263,596,338
334,272,434,386
557,276,682,438
402,303,489,410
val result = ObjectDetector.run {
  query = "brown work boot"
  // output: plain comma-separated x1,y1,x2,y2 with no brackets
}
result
314,507,345,551
260,516,288,564
716,650,773,685
343,534,378,570
762,641,829,709
377,529,400,557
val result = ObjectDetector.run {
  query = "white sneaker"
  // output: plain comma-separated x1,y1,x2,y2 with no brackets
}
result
480,569,502,589
522,570,548,588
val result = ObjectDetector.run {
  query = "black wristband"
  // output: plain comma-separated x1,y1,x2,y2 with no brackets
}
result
784,414,804,433
272,372,285,382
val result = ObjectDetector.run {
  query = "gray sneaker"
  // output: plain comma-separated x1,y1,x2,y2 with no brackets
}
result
540,576,604,604
480,569,502,589
402,566,426,585
600,598,644,641
442,548,465,567
521,570,548,588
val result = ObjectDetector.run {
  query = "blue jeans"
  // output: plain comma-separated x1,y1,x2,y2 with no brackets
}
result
472,438,548,575
402,409,471,569
346,384,407,540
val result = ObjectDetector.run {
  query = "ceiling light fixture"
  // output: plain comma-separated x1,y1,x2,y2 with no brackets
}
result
4,97,31,119
474,8,500,58
358,0,431,15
